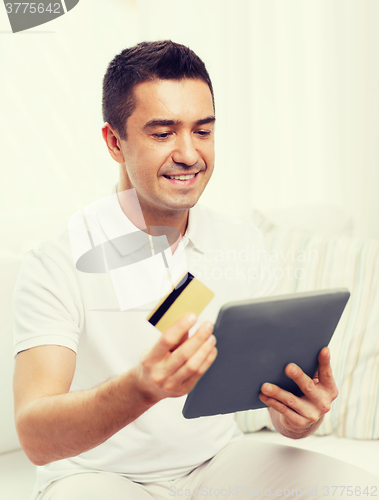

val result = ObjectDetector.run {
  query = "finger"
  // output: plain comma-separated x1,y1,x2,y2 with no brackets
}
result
317,347,337,389
169,331,189,352
148,313,198,363
258,393,311,429
196,346,218,377
171,333,217,383
176,346,218,392
260,383,321,423
167,321,214,371
284,363,322,404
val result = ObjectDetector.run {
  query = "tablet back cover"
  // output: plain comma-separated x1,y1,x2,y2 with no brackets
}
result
182,288,350,419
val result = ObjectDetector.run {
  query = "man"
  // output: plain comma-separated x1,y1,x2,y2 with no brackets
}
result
13,41,377,499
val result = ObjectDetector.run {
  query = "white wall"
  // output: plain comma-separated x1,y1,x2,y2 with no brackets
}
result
137,0,379,239
1,0,378,239
0,0,138,231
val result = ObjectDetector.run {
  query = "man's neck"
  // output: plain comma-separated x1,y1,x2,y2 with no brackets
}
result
144,210,189,237
116,184,189,251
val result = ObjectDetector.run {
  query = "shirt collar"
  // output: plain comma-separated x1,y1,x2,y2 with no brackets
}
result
95,183,208,256
185,203,208,254
94,185,149,257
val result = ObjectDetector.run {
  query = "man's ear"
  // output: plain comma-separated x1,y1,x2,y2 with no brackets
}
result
102,122,125,164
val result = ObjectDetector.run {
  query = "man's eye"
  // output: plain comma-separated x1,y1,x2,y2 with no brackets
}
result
196,130,212,137
153,132,171,139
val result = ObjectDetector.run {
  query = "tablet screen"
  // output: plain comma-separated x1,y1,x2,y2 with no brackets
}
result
183,288,350,419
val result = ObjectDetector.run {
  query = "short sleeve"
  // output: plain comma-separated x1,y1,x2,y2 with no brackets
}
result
12,249,82,357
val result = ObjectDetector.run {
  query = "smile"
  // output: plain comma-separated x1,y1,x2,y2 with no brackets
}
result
165,174,197,180
163,172,199,181
162,171,200,186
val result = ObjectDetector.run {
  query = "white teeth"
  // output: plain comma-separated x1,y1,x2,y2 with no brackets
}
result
168,174,196,180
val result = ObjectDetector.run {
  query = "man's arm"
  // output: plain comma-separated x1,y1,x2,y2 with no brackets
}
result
14,313,217,466
259,347,338,439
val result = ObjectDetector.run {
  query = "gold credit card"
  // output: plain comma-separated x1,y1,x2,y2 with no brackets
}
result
147,272,215,333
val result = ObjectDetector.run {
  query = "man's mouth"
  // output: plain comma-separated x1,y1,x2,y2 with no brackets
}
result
164,173,198,181
162,171,202,187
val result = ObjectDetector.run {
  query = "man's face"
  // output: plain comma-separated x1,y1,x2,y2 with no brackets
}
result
116,78,215,218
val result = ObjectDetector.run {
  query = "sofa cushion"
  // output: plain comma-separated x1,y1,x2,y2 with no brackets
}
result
236,212,379,439
0,449,36,500
1,215,72,455
0,249,24,454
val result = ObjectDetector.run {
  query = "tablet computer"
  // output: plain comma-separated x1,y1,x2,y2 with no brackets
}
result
182,288,350,419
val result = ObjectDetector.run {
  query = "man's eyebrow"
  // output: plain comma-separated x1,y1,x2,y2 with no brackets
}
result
143,119,181,130
143,116,216,130
195,116,216,126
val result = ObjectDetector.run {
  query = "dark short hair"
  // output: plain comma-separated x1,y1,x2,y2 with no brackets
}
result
102,40,214,140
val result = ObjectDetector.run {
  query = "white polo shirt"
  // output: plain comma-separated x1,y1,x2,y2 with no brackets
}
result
13,186,276,497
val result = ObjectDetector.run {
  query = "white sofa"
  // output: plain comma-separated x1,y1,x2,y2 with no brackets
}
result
1,207,378,499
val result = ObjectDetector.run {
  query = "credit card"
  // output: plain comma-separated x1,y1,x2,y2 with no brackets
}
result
147,272,215,333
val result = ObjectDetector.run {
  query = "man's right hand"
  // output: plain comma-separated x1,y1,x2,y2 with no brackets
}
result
134,313,217,403
13,313,217,466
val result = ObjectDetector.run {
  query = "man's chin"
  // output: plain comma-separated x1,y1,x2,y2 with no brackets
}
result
165,195,202,212
161,202,197,213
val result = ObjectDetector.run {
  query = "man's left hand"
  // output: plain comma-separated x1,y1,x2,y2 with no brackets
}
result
259,347,338,438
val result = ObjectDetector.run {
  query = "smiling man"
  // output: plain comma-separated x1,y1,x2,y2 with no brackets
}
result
103,77,215,235
13,41,378,500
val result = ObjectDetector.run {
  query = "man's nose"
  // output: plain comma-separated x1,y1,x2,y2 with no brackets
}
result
172,133,199,167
